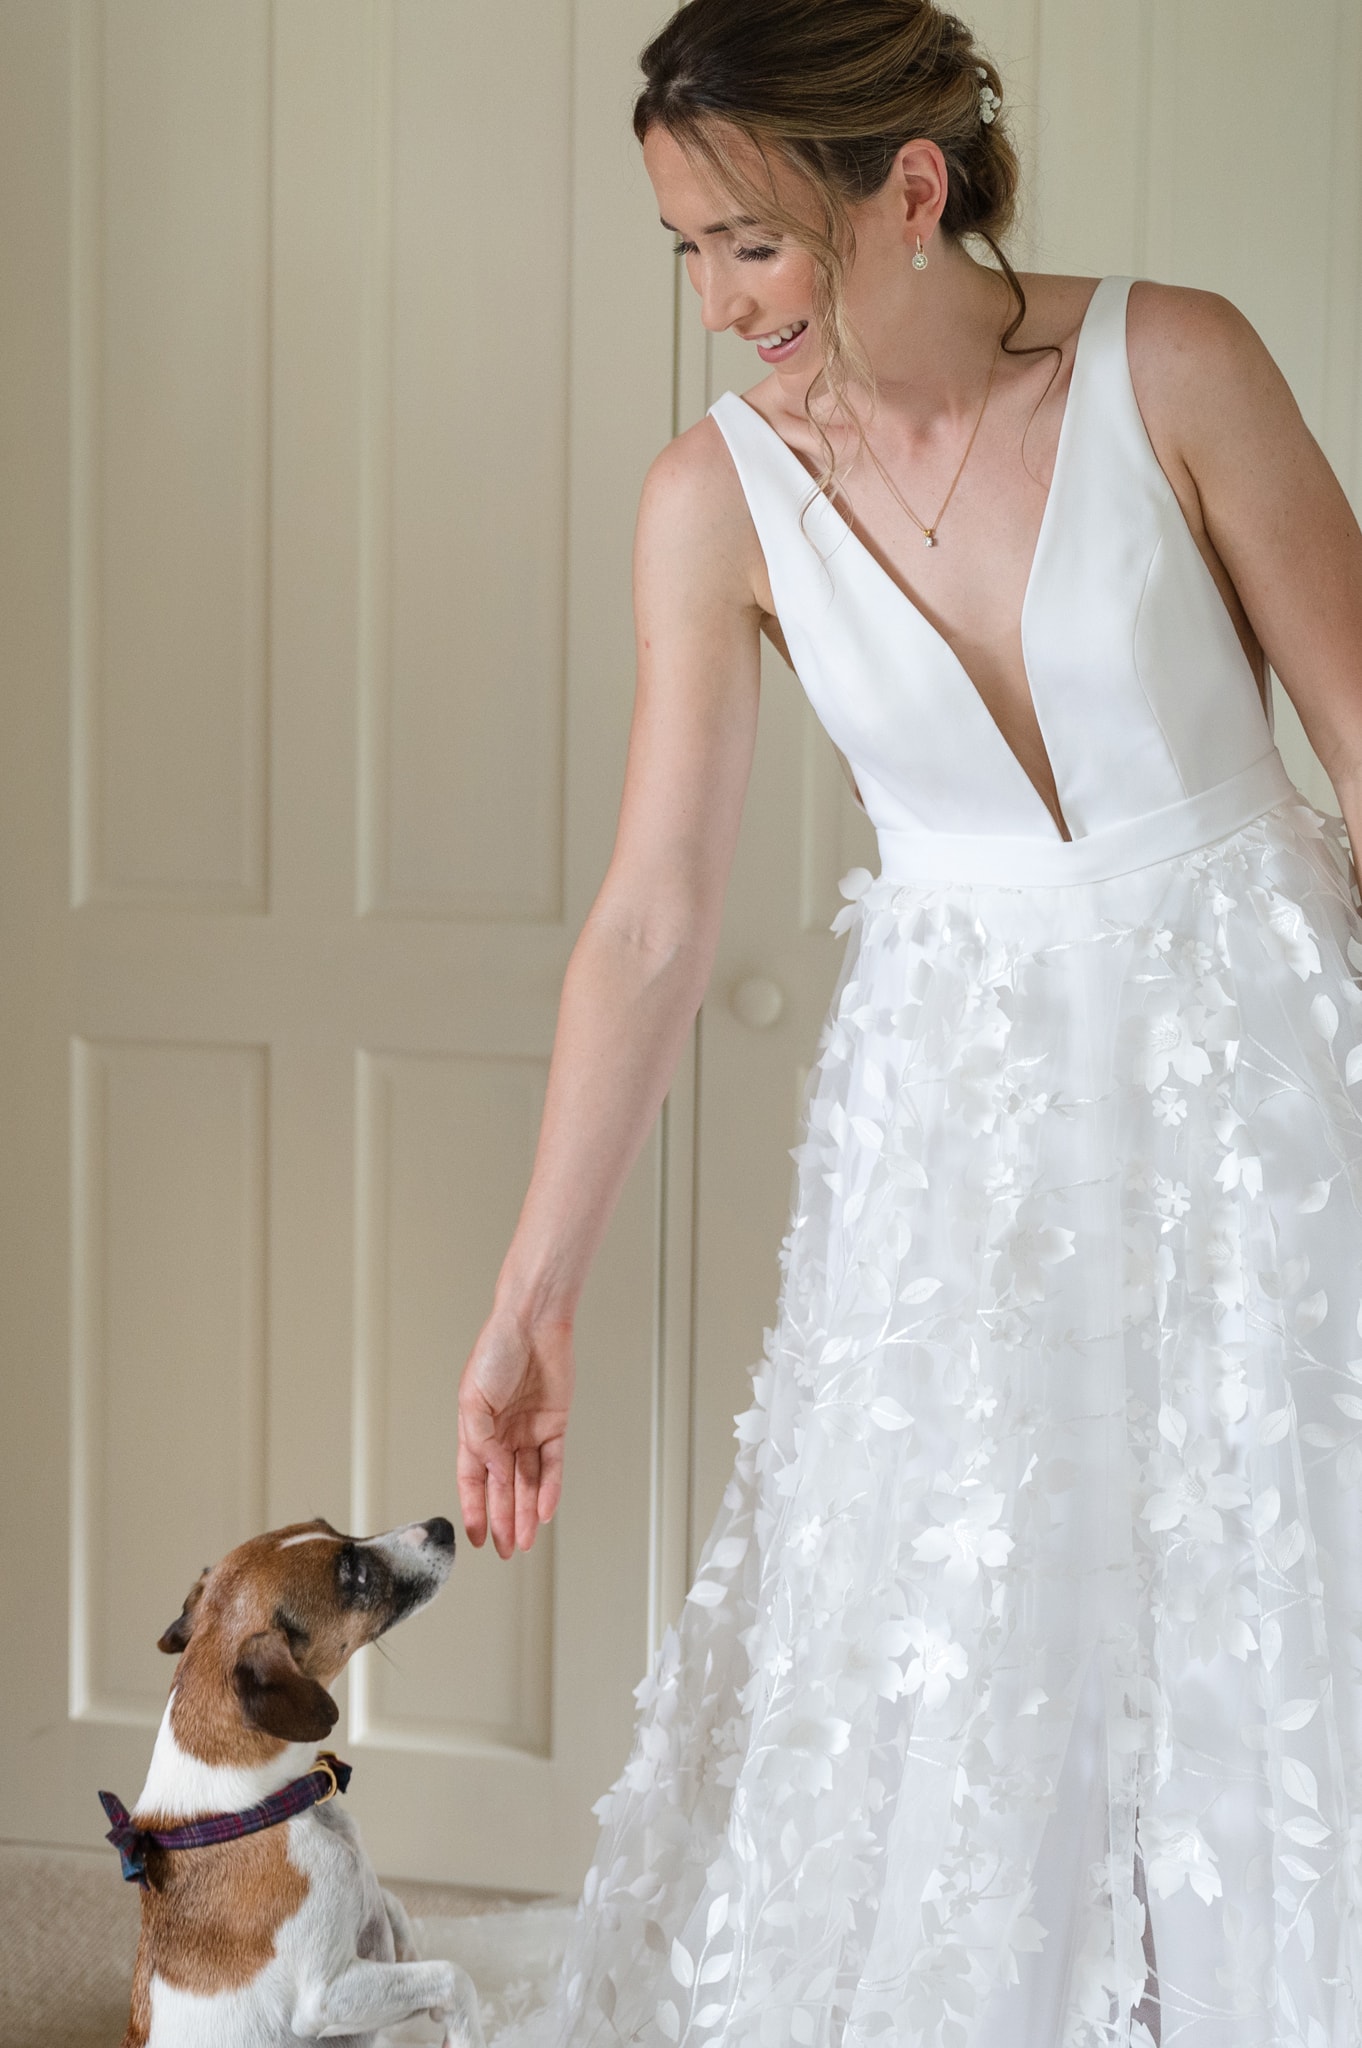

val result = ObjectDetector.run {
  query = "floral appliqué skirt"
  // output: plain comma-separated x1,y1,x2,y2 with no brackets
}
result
489,794,1362,2048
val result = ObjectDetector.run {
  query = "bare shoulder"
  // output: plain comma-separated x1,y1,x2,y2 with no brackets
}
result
1122,278,1301,469
636,412,764,613
1124,275,1271,376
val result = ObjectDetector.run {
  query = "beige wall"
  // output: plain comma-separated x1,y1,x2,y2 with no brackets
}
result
0,0,1357,1889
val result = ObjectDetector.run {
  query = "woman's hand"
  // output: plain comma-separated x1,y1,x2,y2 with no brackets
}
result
456,1307,574,1557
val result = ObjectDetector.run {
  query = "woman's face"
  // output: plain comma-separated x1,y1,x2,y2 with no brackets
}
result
642,124,822,378
642,124,942,394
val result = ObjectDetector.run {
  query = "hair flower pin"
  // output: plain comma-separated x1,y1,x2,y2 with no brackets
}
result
975,64,1002,124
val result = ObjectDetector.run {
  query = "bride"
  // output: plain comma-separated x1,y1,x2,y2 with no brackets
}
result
449,2,1362,2042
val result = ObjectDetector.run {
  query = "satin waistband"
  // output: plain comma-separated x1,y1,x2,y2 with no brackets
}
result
874,749,1300,889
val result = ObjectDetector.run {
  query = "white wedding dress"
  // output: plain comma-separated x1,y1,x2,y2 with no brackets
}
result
419,274,1362,2047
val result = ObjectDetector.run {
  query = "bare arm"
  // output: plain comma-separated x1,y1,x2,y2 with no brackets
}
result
457,419,764,1558
1129,281,1362,854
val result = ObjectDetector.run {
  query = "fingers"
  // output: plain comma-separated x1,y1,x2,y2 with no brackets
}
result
456,1429,488,1548
457,1404,515,1555
480,1442,563,1556
538,1436,564,1528
514,1446,541,1552
456,1371,566,1558
485,1450,517,1561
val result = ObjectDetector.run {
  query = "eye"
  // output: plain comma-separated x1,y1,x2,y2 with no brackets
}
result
274,1608,310,1653
337,1542,378,1606
672,237,779,264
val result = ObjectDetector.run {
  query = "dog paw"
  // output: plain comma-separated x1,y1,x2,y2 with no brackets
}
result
429,1990,486,2048
438,2025,487,2048
431,2015,482,2047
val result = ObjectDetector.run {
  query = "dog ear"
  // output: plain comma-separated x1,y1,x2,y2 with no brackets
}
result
233,1629,339,1742
157,1568,211,1655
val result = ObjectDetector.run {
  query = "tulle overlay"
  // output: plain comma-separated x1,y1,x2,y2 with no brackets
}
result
490,794,1362,2048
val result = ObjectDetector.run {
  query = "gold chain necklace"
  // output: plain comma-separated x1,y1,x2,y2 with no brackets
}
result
856,332,1003,548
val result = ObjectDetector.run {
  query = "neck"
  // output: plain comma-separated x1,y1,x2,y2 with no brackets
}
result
824,245,1013,436
134,1691,315,1823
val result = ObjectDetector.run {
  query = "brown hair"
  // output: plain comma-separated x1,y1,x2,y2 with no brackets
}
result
633,0,1059,501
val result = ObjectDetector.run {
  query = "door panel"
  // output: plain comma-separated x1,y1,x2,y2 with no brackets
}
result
0,0,675,1894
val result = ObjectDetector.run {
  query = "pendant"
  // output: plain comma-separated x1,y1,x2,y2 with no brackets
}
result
923,530,937,547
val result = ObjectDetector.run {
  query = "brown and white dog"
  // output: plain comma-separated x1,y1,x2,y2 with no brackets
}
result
114,1515,484,2048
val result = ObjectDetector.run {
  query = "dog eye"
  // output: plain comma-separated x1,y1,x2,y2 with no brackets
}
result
337,1543,372,1602
274,1608,310,1651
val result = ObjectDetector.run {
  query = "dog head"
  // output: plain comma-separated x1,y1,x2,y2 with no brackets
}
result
157,1517,455,1759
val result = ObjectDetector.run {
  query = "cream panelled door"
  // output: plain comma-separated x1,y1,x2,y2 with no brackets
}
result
0,0,675,1893
680,0,1362,1581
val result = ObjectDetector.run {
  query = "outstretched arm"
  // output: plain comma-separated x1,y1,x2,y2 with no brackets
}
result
457,419,766,1558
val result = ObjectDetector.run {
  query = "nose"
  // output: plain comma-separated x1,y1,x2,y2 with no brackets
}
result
701,294,749,335
697,270,755,337
423,1516,455,1552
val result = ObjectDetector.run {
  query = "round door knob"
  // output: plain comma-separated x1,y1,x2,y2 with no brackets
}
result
730,975,785,1029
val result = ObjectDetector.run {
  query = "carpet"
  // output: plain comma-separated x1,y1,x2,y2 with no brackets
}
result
0,1838,553,2048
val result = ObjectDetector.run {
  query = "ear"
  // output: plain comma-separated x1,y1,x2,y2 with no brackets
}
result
233,1629,338,1743
157,1568,211,1655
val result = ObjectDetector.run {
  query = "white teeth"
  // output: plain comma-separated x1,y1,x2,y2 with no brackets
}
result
756,320,808,348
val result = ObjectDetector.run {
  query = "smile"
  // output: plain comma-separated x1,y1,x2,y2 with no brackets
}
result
751,319,809,362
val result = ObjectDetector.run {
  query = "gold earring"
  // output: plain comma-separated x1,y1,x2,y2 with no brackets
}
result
912,234,928,271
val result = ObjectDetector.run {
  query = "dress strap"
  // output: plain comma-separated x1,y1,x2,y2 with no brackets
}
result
1058,275,1169,501
707,390,849,617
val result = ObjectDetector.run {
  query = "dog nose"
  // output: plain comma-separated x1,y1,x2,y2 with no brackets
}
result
423,1517,455,1551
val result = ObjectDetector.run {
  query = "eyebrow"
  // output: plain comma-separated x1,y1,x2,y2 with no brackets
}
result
659,215,764,237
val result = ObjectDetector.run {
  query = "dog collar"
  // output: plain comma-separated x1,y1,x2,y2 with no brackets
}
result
98,1751,352,1890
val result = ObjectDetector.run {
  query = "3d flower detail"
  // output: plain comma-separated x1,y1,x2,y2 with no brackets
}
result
1247,886,1322,979
912,1488,1015,1584
997,1221,1077,1304
785,1714,853,1795
900,1615,969,1708
1137,1811,1224,1904
847,1618,921,1702
1135,1001,1213,1091
1142,1435,1249,1546
1184,1576,1257,1664
1214,1147,1264,1197
790,1512,827,1562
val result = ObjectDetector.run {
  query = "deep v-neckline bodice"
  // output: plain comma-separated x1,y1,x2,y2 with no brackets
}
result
727,278,1106,843
707,273,1291,884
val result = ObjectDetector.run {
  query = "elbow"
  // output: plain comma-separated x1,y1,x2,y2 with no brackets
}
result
580,898,716,1003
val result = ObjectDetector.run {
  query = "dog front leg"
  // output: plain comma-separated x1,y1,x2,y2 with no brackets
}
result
292,1957,484,2044
380,1886,419,1962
